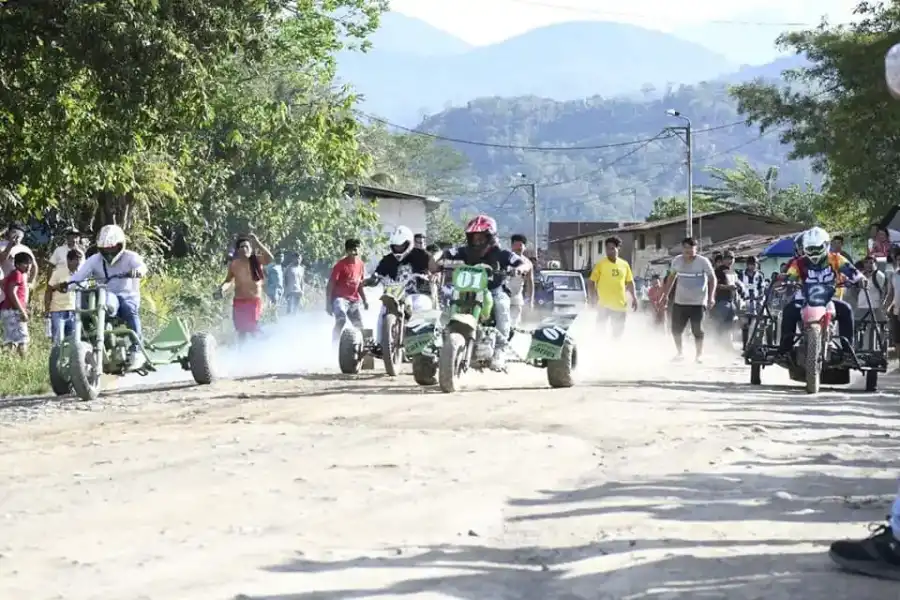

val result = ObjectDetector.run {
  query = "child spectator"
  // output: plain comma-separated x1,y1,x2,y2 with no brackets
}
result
44,249,83,346
283,251,305,315
1,252,33,356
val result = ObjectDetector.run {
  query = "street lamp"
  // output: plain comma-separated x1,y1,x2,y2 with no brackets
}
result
665,109,693,239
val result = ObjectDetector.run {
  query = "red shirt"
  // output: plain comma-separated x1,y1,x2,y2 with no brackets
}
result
330,256,365,302
0,269,27,311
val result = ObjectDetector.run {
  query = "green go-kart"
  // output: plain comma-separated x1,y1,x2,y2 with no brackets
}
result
49,275,217,401
403,262,578,393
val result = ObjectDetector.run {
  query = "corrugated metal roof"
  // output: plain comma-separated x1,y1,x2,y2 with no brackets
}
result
344,183,441,204
551,209,797,242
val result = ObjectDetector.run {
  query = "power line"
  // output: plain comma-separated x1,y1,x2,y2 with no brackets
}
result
502,0,826,27
470,126,782,212
356,110,750,151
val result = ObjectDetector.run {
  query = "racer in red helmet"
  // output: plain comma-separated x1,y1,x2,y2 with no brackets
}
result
439,214,531,370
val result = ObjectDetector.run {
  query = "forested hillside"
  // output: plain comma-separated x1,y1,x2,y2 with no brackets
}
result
401,81,818,237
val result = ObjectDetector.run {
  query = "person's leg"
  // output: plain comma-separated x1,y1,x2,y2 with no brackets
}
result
50,311,64,346
611,310,626,339
670,304,689,357
779,302,801,353
347,301,363,330
331,298,349,342
596,307,610,335
510,302,522,331
115,294,142,344
62,311,75,340
833,299,854,350
828,488,900,579
374,304,387,347
892,313,900,367
491,288,512,369
741,315,753,349
690,306,705,359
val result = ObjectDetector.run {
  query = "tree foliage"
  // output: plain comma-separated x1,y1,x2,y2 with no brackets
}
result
730,0,900,224
647,158,824,225
0,0,389,262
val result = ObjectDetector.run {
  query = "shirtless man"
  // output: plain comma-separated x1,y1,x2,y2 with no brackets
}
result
217,233,274,340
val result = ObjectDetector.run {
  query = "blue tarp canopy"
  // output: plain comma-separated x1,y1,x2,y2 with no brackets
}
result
760,236,797,257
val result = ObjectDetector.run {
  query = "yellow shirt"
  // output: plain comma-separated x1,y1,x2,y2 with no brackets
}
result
589,257,634,311
48,266,76,312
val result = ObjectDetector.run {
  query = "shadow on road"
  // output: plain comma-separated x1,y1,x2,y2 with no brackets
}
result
237,543,897,599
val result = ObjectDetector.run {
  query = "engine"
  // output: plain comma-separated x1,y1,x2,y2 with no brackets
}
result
473,329,496,361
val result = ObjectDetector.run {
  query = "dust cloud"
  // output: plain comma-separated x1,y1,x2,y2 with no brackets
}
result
118,300,385,389
120,296,745,389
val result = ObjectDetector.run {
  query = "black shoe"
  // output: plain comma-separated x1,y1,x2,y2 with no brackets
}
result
371,344,383,358
829,522,900,580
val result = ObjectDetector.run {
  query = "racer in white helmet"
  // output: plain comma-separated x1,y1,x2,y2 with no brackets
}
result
67,224,148,366
364,226,438,356
777,226,864,358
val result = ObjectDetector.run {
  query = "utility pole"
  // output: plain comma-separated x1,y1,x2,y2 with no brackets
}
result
514,174,538,262
665,109,693,240
529,182,538,262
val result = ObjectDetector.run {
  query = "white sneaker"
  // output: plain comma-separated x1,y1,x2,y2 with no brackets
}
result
491,350,508,372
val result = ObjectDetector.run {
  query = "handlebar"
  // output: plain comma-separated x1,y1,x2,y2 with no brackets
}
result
62,272,139,291
437,260,520,275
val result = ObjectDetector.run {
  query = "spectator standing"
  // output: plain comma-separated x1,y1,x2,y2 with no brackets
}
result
48,227,83,269
44,249,83,346
0,252,34,356
264,250,285,309
0,222,37,286
283,251,305,315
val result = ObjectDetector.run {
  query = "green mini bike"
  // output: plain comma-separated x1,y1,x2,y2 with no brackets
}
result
49,276,217,401
403,262,578,393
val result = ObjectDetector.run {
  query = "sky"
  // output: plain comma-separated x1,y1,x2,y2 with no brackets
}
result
389,0,862,63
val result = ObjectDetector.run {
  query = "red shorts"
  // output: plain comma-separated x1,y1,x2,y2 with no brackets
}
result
233,297,262,334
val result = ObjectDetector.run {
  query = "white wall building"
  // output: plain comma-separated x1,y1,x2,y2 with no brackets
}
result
344,184,441,269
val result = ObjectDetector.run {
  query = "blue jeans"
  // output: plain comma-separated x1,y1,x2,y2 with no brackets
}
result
712,299,736,325
106,293,142,348
50,311,74,346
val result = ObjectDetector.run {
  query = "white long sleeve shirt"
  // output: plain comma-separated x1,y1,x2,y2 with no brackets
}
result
70,251,147,301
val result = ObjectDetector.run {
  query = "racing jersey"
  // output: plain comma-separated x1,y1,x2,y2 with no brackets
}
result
738,269,766,313
440,245,525,291
785,253,862,303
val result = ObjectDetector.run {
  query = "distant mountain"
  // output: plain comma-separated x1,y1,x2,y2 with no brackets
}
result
410,83,817,236
716,54,810,84
339,19,737,124
362,12,472,56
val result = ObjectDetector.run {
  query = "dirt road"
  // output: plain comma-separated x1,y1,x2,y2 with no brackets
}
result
1,353,898,600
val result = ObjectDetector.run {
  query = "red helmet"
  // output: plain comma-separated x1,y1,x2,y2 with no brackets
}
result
464,215,498,254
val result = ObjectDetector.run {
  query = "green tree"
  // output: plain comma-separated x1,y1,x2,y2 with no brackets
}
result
426,204,466,244
0,0,387,252
729,0,900,223
646,195,723,221
699,158,822,225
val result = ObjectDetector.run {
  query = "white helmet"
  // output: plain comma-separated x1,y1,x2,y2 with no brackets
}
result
96,224,127,265
388,226,414,260
801,226,830,264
